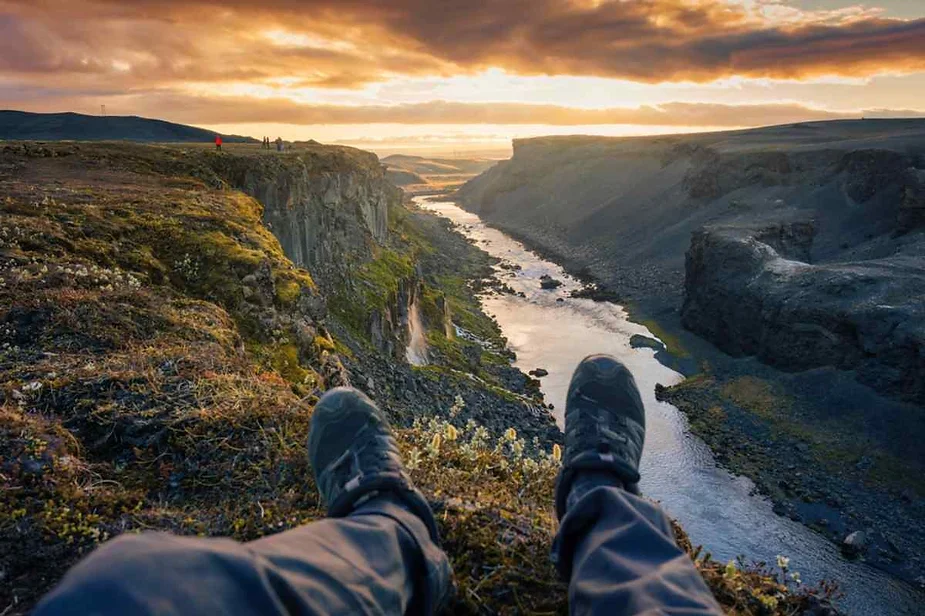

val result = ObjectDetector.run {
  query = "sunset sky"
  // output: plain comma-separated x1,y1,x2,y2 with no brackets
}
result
1,0,924,155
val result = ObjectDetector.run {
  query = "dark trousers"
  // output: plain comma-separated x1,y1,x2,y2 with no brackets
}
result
34,487,721,615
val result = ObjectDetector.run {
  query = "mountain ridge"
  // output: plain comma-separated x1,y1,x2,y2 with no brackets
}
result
0,110,257,143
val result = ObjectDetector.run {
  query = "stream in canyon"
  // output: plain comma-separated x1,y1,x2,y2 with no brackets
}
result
416,196,924,616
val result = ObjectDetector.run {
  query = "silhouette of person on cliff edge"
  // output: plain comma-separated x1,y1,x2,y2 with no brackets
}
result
214,135,222,151
33,355,722,616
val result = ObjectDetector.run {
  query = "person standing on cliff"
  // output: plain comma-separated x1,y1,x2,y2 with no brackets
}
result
215,135,222,151
32,355,722,616
275,137,283,152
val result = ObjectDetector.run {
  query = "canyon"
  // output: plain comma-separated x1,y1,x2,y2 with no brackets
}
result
456,119,925,589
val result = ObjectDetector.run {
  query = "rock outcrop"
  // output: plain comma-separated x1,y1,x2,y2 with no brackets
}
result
210,150,401,290
457,120,925,307
200,147,429,361
681,224,925,405
368,275,427,360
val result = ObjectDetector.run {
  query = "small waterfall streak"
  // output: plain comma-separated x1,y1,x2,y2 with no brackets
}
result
405,301,429,366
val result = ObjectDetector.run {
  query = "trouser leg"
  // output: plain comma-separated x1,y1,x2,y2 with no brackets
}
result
552,481,722,616
34,495,452,616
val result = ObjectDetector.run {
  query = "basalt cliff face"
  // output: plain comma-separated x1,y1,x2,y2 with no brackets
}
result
206,149,421,360
682,224,925,405
218,152,396,286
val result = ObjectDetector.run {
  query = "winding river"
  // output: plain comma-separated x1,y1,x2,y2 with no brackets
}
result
416,196,924,616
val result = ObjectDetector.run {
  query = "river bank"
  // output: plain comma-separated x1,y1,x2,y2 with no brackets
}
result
421,195,925,614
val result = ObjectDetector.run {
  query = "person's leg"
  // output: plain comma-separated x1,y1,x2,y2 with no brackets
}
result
551,356,722,616
245,493,449,614
246,386,453,613
34,388,452,616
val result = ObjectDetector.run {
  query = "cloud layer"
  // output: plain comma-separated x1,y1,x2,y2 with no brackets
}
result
1,0,924,129
2,0,924,89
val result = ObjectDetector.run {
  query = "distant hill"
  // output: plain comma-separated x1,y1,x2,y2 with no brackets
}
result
382,154,496,176
0,110,257,143
385,167,428,186
381,154,498,194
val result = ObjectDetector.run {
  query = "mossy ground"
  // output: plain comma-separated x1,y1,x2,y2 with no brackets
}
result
1,143,831,615
639,317,690,359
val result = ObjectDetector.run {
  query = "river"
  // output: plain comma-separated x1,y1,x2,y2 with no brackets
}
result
416,196,924,616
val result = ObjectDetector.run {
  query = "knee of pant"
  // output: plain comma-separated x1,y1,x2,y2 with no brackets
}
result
38,534,186,610
97,531,174,557
79,532,220,579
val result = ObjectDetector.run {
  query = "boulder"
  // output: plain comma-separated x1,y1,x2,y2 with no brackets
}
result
842,530,869,557
539,275,563,290
630,334,666,352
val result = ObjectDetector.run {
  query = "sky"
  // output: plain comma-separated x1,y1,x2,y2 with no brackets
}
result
1,0,924,156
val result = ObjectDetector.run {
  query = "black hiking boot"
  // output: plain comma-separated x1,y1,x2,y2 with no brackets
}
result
554,355,646,520
308,387,440,542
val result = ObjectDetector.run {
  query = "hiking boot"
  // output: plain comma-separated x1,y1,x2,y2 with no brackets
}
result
554,355,646,520
308,387,440,542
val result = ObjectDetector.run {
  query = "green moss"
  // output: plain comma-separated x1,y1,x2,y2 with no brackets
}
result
247,343,318,388
313,335,336,353
639,318,690,359
359,248,415,304
275,279,303,306
419,286,448,329
720,376,787,419
329,248,415,340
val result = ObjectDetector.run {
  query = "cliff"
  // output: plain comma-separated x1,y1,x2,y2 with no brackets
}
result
457,120,925,399
212,149,398,287
682,224,925,405
464,123,920,283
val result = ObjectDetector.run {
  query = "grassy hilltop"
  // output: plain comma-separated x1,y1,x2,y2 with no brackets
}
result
0,142,833,614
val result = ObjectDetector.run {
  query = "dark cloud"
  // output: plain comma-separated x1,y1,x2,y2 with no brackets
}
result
0,0,923,92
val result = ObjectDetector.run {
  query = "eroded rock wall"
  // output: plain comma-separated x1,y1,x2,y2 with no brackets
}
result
682,225,925,404
213,153,400,290
458,122,925,403
212,151,431,362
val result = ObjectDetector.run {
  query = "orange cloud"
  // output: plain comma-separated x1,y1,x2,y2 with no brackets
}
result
0,0,923,93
